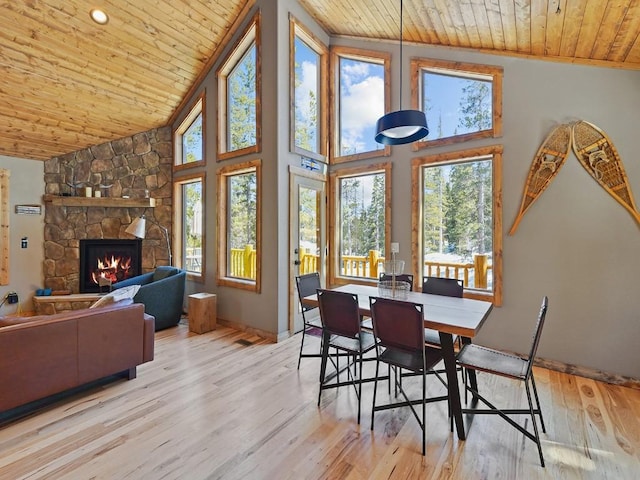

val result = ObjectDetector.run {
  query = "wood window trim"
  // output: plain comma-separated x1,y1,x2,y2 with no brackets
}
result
410,58,503,151
173,172,205,283
411,145,503,306
328,162,392,287
0,169,8,285
216,12,262,162
289,14,328,162
173,92,206,172
216,159,262,292
329,46,391,164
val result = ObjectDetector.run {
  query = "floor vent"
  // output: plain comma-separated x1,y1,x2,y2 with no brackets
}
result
235,339,254,346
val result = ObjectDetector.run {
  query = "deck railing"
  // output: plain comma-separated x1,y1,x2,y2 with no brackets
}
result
221,245,490,289
230,245,257,280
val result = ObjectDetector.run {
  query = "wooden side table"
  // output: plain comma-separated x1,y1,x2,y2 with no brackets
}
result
188,293,217,334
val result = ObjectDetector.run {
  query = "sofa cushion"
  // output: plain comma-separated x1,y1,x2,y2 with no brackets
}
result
152,266,178,282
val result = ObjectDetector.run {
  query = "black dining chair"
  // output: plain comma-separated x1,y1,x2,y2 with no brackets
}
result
295,272,323,368
456,296,549,467
379,273,414,290
421,276,463,347
369,296,448,455
361,273,415,332
316,289,377,424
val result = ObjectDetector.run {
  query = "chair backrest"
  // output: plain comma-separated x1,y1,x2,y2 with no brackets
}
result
369,296,424,353
525,296,549,379
295,272,321,313
379,273,414,290
421,276,463,297
316,289,361,338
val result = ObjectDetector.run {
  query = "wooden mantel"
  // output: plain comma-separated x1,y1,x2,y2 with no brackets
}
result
43,195,156,208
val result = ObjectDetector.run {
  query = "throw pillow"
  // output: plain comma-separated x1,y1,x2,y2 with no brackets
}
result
90,285,140,309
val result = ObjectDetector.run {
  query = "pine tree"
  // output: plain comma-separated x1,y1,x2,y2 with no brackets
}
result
228,45,257,151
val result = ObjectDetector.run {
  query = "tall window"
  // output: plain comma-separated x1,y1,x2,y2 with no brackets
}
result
329,163,391,284
217,160,261,292
174,175,204,279
290,16,327,160
217,14,261,160
411,146,503,305
331,47,390,164
174,94,204,168
411,58,503,150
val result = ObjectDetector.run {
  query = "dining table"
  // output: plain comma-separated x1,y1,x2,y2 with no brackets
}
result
302,283,494,440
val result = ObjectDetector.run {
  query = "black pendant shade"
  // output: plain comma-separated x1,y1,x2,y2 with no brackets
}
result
374,0,429,145
375,109,429,145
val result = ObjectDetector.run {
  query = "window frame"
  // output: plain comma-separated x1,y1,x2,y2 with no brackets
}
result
330,46,391,164
411,145,503,305
173,173,205,282
216,12,262,161
173,93,205,171
328,162,392,286
216,159,262,292
0,169,9,285
410,58,503,151
289,15,328,161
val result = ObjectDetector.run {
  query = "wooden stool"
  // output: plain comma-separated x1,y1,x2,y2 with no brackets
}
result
188,293,217,334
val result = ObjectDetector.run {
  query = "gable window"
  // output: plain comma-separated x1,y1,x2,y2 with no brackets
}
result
217,13,261,160
411,146,503,305
331,47,390,164
217,159,261,292
329,163,391,285
290,15,328,160
174,174,204,279
174,94,204,169
411,58,503,150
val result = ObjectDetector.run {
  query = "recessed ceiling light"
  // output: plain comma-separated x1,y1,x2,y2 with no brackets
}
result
90,8,109,25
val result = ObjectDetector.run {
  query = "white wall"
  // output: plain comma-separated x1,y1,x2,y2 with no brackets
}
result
0,155,45,315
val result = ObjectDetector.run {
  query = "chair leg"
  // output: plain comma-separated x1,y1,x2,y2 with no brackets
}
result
357,353,363,424
297,325,308,369
318,333,331,406
525,381,545,467
529,373,546,433
371,359,380,431
422,370,426,456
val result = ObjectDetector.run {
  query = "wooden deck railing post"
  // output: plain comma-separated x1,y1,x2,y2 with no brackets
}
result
243,244,253,279
369,250,381,278
474,254,488,288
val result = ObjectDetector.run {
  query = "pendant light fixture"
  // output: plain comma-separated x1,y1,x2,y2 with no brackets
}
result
375,0,429,145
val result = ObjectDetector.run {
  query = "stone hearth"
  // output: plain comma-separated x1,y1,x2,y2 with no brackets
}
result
43,127,172,293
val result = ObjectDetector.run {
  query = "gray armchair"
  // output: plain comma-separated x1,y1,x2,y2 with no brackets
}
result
112,266,186,330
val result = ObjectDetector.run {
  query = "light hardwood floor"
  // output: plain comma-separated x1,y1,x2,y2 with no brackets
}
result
1,323,639,479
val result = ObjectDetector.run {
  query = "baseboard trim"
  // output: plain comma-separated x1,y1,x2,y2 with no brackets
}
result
535,357,640,390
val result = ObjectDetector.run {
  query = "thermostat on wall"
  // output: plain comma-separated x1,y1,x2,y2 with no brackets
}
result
15,205,42,215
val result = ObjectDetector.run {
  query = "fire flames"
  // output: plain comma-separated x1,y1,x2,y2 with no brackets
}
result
91,254,133,285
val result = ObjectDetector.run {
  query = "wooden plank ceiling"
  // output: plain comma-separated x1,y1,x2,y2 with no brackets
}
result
1,0,639,162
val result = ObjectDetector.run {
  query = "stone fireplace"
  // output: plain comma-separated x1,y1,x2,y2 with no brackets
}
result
43,127,173,294
79,239,142,293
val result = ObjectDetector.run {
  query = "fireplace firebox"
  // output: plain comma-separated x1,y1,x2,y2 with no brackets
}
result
79,239,142,293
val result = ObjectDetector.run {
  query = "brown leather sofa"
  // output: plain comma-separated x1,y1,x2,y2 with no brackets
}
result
0,299,154,413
